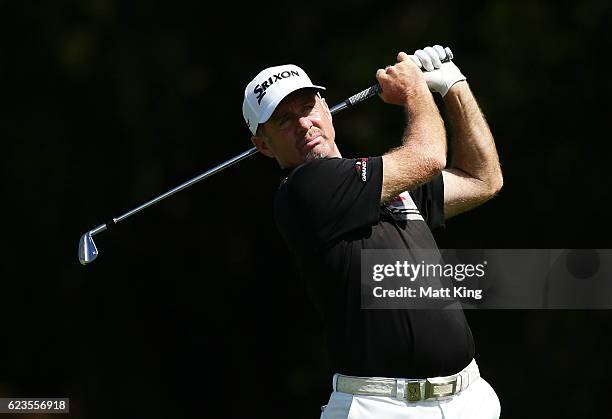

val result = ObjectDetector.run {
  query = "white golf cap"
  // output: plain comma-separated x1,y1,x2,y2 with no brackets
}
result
242,64,325,135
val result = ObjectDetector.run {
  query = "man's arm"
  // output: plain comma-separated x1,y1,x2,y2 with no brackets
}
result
377,52,447,203
411,45,503,219
441,82,503,219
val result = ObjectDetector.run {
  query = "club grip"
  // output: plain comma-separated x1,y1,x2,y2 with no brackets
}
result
346,84,382,107
329,55,453,115
329,84,382,114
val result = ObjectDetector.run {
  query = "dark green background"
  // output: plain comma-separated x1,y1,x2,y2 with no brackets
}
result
2,1,611,418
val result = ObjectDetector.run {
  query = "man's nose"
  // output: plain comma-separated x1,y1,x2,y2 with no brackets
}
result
297,116,313,132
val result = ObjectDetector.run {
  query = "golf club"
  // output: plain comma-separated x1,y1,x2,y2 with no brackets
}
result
78,54,453,265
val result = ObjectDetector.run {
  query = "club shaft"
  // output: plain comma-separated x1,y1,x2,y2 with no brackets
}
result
103,85,381,229
87,55,453,233
90,223,107,236
112,146,258,225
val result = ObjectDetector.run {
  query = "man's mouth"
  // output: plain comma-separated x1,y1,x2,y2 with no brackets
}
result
305,134,321,145
298,132,323,153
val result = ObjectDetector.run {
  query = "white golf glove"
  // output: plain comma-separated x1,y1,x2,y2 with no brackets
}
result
410,45,466,96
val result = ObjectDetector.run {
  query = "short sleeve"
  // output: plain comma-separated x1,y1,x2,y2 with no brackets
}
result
409,173,445,230
286,157,382,244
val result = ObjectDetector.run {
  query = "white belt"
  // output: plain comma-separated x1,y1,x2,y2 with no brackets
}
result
333,359,480,402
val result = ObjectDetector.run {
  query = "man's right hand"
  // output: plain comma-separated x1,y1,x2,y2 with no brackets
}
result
376,52,429,106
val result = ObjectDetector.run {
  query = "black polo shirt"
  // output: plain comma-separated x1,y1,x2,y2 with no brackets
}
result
274,156,474,378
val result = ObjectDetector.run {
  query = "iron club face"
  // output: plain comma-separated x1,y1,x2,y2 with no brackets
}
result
78,224,107,265
78,232,98,265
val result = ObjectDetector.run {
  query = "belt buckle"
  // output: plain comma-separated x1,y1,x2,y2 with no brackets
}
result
424,377,457,400
406,381,422,402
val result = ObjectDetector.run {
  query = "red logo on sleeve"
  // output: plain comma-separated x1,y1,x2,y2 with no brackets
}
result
354,158,368,182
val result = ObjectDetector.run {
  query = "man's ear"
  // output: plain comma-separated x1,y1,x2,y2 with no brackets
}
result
251,134,275,159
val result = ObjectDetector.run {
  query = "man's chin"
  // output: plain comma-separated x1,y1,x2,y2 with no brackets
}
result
304,144,330,162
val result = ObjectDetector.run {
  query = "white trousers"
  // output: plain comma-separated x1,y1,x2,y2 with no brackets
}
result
320,362,500,419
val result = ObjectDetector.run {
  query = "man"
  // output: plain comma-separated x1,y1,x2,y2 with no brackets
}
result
242,45,503,418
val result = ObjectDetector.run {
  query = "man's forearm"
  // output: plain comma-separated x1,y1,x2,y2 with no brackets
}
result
444,82,503,192
402,82,447,160
381,83,447,202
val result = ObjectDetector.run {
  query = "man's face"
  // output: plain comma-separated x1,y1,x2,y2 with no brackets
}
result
251,88,338,168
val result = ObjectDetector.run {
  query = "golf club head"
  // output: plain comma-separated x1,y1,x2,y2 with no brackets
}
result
78,231,99,265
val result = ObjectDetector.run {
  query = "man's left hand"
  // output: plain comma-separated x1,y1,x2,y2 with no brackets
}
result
412,45,466,97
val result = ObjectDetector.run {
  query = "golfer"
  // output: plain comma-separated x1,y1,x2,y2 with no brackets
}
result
242,45,503,419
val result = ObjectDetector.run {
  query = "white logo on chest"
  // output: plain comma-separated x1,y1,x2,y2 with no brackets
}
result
386,191,424,221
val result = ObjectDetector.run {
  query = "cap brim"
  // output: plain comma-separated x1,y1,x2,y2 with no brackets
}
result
258,84,326,126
